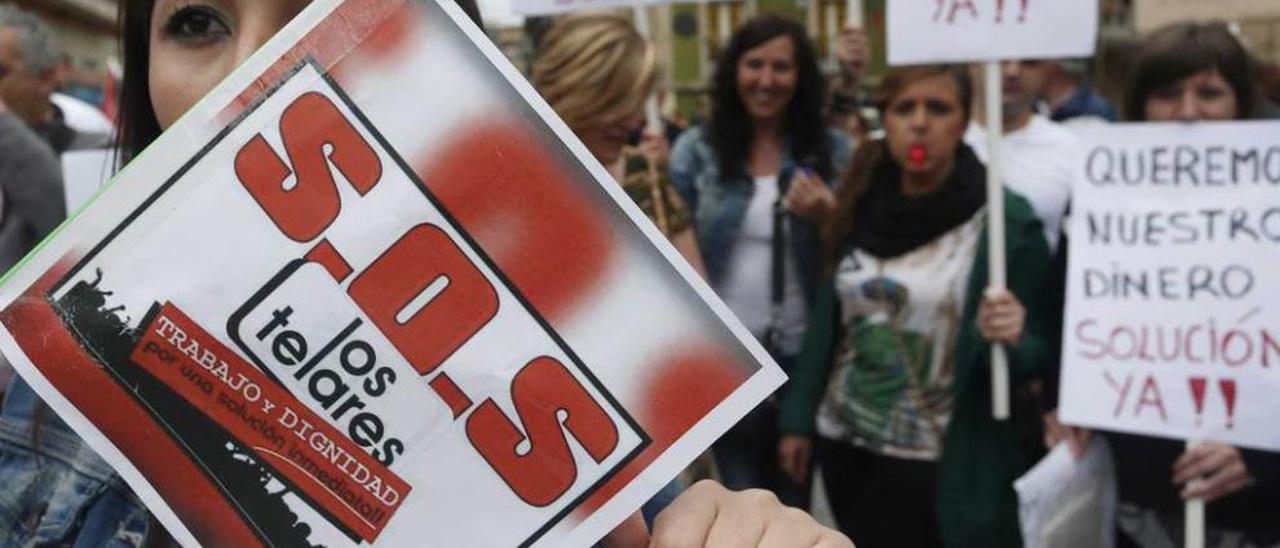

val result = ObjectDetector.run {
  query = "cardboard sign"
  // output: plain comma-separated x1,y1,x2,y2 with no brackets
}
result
511,0,737,17
1059,121,1280,451
887,0,1098,65
1135,0,1278,33
0,0,784,546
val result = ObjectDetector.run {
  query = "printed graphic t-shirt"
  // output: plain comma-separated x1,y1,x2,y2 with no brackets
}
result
816,211,984,461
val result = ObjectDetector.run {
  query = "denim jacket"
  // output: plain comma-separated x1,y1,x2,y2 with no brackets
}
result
668,126,852,304
0,376,152,547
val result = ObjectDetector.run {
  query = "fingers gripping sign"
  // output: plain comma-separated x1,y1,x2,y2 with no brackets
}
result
977,287,1025,346
634,481,855,548
1174,441,1253,503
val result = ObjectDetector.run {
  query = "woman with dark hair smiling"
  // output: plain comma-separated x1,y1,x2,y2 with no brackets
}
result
0,2,853,546
1123,22,1260,123
669,14,852,509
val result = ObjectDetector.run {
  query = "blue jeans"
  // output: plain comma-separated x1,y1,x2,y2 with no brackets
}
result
711,355,812,510
0,377,153,547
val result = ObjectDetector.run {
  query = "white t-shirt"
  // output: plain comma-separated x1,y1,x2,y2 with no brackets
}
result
718,175,808,355
965,115,1082,251
816,212,984,461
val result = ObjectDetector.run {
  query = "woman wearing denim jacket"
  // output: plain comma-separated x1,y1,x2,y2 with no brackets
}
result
0,379,153,547
668,14,852,510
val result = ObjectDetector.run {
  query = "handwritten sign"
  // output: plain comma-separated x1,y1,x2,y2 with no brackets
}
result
887,0,1098,65
1059,121,1280,451
0,0,784,546
1135,0,1278,33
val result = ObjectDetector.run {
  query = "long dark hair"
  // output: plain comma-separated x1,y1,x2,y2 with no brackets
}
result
116,0,158,164
708,15,829,180
822,65,973,273
1124,22,1258,121
116,0,486,162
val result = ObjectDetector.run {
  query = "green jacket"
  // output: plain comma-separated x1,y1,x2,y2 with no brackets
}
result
778,190,1054,548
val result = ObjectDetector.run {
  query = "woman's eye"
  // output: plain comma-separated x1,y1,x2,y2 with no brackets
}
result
926,100,953,116
1196,85,1228,100
1150,85,1182,101
890,101,915,116
163,5,232,45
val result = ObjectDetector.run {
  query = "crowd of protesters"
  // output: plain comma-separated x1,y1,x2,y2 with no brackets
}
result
528,10,1280,548
0,1,1277,547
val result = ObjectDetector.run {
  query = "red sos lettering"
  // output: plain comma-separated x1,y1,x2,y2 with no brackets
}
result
234,90,618,506
466,357,619,506
234,91,495,373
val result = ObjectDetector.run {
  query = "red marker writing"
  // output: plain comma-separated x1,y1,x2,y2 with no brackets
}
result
1189,377,1207,427
908,144,927,167
1219,379,1237,429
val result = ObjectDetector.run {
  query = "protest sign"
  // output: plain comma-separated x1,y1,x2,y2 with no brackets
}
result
1059,121,1280,452
887,0,1098,65
1134,0,1277,33
0,0,785,546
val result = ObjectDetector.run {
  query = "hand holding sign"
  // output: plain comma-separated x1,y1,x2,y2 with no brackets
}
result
1173,442,1251,502
621,481,854,548
977,288,1026,346
0,0,788,545
889,0,1100,422
1062,120,1280,548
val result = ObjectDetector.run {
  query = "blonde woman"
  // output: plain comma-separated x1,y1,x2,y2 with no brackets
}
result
531,13,706,275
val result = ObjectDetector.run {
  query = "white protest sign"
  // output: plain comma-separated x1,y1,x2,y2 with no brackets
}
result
887,0,1098,65
0,0,784,546
1060,121,1280,452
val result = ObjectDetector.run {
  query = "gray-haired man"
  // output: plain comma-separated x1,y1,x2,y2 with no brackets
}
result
0,5,65,394
0,5,77,153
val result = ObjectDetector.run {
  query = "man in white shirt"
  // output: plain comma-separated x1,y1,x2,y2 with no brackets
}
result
965,60,1084,251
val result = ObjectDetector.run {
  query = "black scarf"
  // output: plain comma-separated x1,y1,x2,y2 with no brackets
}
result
851,144,987,259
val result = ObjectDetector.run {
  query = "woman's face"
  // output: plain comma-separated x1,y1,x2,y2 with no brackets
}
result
882,73,967,181
576,107,645,166
149,0,312,130
1144,68,1239,122
736,35,797,127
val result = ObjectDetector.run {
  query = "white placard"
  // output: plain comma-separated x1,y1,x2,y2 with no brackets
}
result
888,0,1098,65
0,0,785,545
1059,121,1280,452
